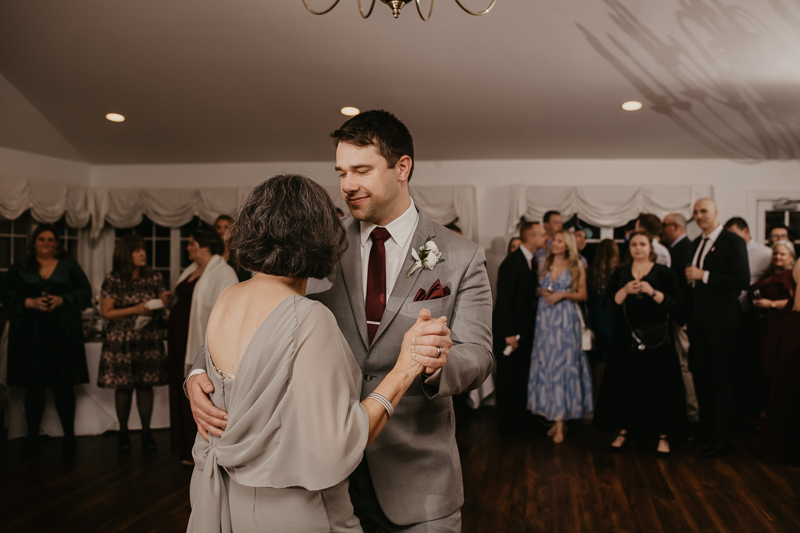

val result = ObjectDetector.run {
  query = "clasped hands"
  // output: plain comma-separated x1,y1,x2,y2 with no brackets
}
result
187,308,453,441
536,289,565,306
624,279,656,297
26,295,64,312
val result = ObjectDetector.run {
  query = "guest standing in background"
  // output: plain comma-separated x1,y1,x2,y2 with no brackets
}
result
0,224,92,460
756,259,800,464
99,235,171,453
507,236,522,255
593,232,685,457
574,227,589,268
493,221,547,436
168,226,238,464
534,210,563,270
662,213,700,426
214,215,251,282
725,217,777,425
768,224,792,245
587,239,619,402
685,198,750,458
528,230,593,443
635,213,671,267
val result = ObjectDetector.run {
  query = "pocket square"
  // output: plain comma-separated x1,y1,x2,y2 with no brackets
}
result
414,279,451,302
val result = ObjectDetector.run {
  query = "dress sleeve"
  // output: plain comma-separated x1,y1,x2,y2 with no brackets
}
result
275,302,369,490
61,261,92,314
101,274,117,300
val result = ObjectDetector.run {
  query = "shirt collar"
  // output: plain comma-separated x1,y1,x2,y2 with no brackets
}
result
519,244,534,265
703,222,724,243
360,198,418,249
670,233,687,248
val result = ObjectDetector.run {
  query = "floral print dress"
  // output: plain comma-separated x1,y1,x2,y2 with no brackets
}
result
98,272,168,389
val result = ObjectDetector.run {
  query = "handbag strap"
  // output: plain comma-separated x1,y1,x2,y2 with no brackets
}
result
574,301,586,329
622,298,670,348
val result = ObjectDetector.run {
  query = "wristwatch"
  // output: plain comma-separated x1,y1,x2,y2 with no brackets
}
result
651,289,659,299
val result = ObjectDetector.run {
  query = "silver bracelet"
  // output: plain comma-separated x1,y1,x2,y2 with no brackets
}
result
366,392,394,418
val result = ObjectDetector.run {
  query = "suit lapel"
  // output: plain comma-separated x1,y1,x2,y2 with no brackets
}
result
370,210,436,348
340,219,369,350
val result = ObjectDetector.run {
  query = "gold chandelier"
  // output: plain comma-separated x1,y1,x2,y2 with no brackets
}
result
302,0,496,21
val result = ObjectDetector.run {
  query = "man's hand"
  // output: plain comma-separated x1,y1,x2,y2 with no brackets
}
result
505,336,519,352
410,316,453,375
187,373,227,442
685,266,705,281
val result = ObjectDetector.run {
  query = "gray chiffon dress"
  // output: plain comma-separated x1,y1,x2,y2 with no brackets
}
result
188,295,369,533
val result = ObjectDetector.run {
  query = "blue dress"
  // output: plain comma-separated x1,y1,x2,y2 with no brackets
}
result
527,268,593,421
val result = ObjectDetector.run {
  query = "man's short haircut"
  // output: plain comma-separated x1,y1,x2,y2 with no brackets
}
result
191,226,226,256
331,110,415,181
666,213,687,230
519,221,539,240
637,213,662,239
724,217,749,231
770,223,790,235
229,174,347,279
543,211,561,224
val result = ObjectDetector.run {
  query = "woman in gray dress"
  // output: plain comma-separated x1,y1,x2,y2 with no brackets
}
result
187,174,438,533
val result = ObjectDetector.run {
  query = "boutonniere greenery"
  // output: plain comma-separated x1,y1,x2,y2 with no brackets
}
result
407,237,445,278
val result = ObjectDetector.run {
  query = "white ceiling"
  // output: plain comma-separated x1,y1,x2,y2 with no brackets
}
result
1,0,799,164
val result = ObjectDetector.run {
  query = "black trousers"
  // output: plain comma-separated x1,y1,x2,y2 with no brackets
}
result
494,343,534,435
688,327,740,445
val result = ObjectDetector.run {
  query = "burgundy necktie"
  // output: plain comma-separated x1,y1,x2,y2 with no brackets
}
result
366,228,391,345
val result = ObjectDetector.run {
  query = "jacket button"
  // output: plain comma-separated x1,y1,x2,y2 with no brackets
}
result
364,373,373,382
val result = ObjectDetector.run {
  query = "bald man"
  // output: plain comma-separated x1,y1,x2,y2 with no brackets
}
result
685,199,750,458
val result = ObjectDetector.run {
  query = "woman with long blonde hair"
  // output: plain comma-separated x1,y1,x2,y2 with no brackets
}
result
528,230,593,443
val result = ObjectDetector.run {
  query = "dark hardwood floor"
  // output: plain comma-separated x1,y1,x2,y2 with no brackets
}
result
2,408,799,532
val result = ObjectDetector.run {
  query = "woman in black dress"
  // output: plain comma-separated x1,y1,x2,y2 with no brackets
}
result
593,232,685,457
99,234,171,452
0,224,92,460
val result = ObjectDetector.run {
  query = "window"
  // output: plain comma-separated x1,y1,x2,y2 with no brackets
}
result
53,216,80,263
763,200,800,244
0,211,33,281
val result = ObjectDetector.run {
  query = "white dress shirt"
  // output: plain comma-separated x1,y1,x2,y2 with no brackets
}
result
359,199,419,301
670,233,687,249
519,244,534,271
653,239,672,267
692,222,725,284
746,240,773,285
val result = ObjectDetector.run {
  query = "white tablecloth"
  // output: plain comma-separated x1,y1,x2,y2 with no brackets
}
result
5,343,171,439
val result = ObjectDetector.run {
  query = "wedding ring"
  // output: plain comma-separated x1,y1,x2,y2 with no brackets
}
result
436,347,442,358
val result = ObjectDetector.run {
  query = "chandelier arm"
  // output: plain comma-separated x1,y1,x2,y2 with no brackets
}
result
415,0,435,21
302,0,342,15
452,0,496,16
357,0,377,18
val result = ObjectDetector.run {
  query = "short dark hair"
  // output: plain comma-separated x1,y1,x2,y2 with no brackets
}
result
445,222,462,234
190,226,225,256
229,174,347,279
543,211,561,224
214,214,233,225
769,223,792,236
113,234,153,281
724,217,748,231
519,221,539,240
637,213,662,239
331,110,415,181
24,224,62,272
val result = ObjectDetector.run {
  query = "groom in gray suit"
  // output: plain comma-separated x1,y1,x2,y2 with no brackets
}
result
186,110,493,531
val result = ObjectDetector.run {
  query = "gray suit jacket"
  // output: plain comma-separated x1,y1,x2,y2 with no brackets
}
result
191,208,493,525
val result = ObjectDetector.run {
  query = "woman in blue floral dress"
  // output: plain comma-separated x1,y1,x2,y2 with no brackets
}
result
528,230,593,443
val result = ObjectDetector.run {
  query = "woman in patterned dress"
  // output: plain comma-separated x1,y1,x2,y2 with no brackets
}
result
528,230,593,443
99,234,170,452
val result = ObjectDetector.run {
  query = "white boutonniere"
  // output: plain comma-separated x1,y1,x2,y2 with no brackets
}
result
407,237,445,277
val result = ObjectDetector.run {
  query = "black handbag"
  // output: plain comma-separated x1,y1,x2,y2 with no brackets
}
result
623,301,670,351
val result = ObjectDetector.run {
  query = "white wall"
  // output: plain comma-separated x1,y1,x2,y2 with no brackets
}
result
0,146,91,186
92,159,800,251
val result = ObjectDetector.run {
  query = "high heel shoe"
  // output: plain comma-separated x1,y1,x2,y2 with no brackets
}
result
655,436,671,458
141,431,158,453
118,431,131,453
609,431,628,452
552,422,566,444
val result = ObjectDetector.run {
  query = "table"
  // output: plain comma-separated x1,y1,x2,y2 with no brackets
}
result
4,342,171,439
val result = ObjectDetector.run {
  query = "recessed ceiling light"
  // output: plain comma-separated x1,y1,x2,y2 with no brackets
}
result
340,107,360,117
621,101,643,111
106,113,125,122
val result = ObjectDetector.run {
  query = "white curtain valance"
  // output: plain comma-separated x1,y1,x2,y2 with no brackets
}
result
506,185,714,235
0,176,92,229
326,185,479,242
91,187,252,239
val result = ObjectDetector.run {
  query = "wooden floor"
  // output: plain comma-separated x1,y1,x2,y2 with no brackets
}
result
2,407,799,532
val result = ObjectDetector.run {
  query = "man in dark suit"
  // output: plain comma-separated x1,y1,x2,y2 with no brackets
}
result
685,199,750,458
662,213,699,424
493,221,547,436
